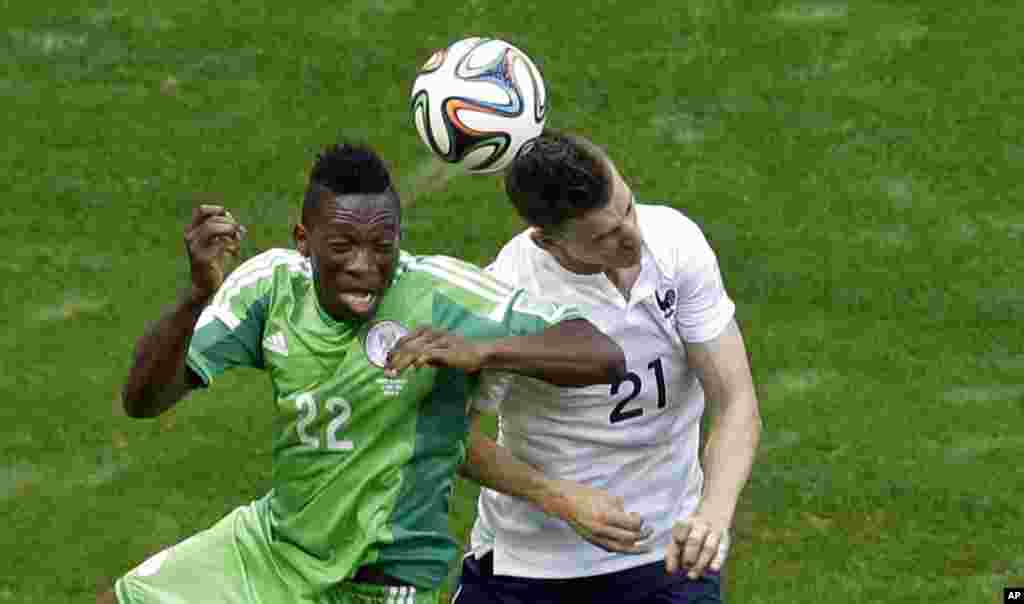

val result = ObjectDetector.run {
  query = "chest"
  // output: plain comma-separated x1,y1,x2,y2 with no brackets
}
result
260,291,437,411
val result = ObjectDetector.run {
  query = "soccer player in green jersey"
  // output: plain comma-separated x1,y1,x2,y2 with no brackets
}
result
99,142,625,604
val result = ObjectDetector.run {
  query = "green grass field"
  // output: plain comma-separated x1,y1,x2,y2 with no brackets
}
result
2,1,1021,602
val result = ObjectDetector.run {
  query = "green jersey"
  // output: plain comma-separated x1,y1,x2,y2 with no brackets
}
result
185,248,581,592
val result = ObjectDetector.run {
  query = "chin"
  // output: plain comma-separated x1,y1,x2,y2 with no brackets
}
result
343,306,378,322
612,254,641,269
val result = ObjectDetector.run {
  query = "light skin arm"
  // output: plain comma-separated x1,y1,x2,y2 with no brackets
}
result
458,408,652,553
121,205,244,418
386,318,626,387
666,319,762,578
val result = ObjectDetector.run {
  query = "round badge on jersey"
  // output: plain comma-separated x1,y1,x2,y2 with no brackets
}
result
364,320,410,368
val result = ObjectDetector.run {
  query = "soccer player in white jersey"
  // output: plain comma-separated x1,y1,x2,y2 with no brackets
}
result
454,131,763,603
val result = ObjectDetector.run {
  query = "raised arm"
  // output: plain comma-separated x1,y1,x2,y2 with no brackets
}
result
386,318,625,387
121,205,243,417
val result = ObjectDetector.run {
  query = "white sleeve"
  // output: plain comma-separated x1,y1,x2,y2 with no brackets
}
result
674,219,736,343
483,240,520,285
471,239,524,413
469,371,514,413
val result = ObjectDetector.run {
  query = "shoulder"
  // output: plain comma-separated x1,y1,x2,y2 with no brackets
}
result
213,249,310,306
637,204,706,245
637,204,718,276
232,248,310,278
487,229,542,284
404,253,516,303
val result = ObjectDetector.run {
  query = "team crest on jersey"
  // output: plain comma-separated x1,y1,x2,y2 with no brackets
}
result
364,320,410,368
655,288,676,319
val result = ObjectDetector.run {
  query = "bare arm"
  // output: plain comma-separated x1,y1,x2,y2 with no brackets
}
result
666,319,762,577
477,318,625,386
121,205,244,418
121,292,207,417
459,409,650,553
387,318,626,387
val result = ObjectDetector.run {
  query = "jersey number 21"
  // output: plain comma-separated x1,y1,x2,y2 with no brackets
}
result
609,358,667,424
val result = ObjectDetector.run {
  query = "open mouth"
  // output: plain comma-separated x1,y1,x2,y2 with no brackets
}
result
339,291,378,316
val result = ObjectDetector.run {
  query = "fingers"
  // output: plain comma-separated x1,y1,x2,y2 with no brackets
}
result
188,204,227,232
570,519,651,554
562,489,652,554
709,528,730,573
666,519,724,579
604,506,648,533
590,536,652,554
666,539,682,574
690,530,721,579
185,207,246,260
385,328,482,375
386,327,444,375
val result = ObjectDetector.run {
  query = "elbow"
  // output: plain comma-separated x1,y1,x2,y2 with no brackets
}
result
599,338,627,385
565,348,626,388
747,396,764,445
607,349,627,384
121,383,170,418
120,386,151,418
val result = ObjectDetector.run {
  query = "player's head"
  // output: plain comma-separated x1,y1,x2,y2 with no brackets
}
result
294,142,401,322
504,130,641,272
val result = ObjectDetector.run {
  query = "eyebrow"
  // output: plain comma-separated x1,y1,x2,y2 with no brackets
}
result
593,195,635,241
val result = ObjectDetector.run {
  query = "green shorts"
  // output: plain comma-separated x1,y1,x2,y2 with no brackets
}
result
114,497,439,604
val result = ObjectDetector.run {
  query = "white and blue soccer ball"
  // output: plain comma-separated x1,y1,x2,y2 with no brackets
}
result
410,37,547,174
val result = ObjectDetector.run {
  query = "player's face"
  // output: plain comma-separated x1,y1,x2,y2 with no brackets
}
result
555,164,642,271
296,192,400,322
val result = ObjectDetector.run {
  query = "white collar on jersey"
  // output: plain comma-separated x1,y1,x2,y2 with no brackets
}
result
526,232,662,310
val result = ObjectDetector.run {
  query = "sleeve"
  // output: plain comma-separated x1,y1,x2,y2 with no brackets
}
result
468,370,514,414
466,240,555,414
185,252,279,386
674,217,736,343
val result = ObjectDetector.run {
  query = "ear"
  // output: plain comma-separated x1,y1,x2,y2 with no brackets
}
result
293,223,309,257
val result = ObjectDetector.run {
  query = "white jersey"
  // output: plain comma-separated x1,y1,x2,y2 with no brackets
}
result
469,204,736,578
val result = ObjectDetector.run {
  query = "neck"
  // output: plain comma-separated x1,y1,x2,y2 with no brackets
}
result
605,264,641,299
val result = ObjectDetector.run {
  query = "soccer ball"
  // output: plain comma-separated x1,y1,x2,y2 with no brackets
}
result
410,37,547,174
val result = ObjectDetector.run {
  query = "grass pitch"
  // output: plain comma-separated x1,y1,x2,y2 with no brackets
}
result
1,1,1021,602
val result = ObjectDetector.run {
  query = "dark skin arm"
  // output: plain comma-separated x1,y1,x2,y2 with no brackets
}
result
386,318,626,387
121,294,207,418
121,205,244,418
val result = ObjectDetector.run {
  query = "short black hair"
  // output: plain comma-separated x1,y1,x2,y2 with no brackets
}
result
303,142,400,226
503,130,612,234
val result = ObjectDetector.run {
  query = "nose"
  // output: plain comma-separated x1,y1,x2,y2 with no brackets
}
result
622,222,642,252
346,247,375,276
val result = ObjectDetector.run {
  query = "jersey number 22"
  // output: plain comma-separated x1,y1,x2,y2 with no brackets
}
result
295,392,354,450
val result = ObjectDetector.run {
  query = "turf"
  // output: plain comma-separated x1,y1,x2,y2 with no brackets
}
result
1,1,1021,602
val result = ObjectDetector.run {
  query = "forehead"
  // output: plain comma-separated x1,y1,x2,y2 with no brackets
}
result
314,192,399,230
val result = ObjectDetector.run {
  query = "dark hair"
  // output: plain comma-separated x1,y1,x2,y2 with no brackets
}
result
503,130,612,234
302,142,400,225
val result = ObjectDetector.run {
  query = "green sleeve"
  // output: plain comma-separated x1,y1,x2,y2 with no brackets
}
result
416,255,582,338
185,252,280,385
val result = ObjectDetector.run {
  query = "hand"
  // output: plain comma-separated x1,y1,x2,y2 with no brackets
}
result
385,327,487,376
184,205,246,304
665,512,731,579
547,479,652,554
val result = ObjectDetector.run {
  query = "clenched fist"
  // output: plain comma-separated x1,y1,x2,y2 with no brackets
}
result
184,204,246,304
